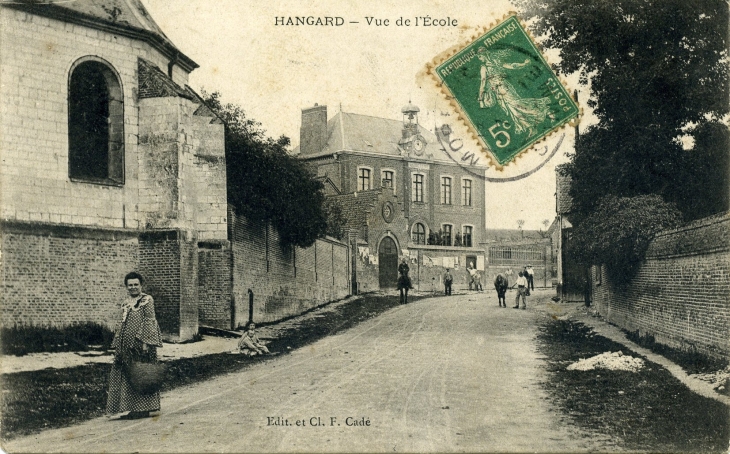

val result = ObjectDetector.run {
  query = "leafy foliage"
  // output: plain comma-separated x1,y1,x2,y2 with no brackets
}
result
202,91,328,248
518,0,729,223
567,195,681,281
323,198,346,240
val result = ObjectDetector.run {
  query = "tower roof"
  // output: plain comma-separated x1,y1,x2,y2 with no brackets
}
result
4,0,198,72
401,102,420,114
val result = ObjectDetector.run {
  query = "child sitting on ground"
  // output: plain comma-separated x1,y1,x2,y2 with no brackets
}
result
237,322,270,356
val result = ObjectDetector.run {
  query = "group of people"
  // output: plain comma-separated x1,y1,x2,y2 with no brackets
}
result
494,265,535,309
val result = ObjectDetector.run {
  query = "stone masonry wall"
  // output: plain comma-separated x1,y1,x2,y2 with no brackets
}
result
591,213,730,359
229,209,350,327
0,7,188,230
0,222,138,328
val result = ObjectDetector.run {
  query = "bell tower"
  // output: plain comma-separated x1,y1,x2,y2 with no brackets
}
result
401,101,420,139
399,101,426,156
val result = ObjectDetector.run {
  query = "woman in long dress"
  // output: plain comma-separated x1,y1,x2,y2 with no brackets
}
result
477,48,554,138
106,272,163,420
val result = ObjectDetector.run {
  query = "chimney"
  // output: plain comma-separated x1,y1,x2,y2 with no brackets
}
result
300,104,328,155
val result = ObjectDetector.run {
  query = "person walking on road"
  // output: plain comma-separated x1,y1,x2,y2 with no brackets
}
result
107,272,164,420
494,273,509,307
514,271,528,309
443,269,453,296
397,258,413,304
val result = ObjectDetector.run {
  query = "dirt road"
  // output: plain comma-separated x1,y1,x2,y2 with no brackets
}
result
5,290,612,452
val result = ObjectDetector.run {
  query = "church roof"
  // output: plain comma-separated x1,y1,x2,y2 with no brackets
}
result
299,111,487,168
4,0,197,72
138,58,194,99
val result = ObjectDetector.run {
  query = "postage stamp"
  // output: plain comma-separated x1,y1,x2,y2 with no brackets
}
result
431,15,579,167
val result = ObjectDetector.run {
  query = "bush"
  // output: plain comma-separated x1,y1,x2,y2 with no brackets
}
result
1,322,114,356
567,194,681,282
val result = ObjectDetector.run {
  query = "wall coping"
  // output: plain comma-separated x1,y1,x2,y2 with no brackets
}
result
0,220,140,241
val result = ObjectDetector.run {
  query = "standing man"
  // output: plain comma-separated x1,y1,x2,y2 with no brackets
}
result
443,269,453,296
526,265,535,292
467,264,478,291
514,271,528,309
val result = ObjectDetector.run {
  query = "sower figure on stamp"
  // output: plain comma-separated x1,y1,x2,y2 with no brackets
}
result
238,322,270,356
107,272,163,420
494,273,509,307
513,271,528,309
477,47,555,138
397,258,413,304
443,269,453,296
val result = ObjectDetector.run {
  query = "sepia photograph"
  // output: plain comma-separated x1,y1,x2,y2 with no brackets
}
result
0,0,728,452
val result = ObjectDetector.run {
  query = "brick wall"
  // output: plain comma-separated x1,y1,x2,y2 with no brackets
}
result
198,243,232,329
138,230,199,342
407,246,486,292
229,208,350,327
591,213,730,359
0,222,138,328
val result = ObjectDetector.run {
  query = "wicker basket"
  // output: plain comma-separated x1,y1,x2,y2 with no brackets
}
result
126,361,166,394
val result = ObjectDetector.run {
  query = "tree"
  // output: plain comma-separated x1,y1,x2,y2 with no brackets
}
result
323,199,346,240
518,0,729,223
567,195,681,282
202,91,328,248
517,219,525,238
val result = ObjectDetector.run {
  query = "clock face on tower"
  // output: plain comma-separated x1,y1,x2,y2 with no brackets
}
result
412,135,426,155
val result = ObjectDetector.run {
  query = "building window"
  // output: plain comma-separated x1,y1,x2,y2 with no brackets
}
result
462,225,473,247
68,59,124,184
442,224,452,246
412,222,426,245
382,170,394,188
441,176,452,205
358,167,372,191
412,173,424,202
462,179,472,206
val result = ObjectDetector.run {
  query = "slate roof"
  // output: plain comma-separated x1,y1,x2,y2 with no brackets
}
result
556,169,573,215
297,110,487,167
138,58,194,99
5,0,197,72
484,229,547,243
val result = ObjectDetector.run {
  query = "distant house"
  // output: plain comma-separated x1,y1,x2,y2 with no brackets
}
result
296,103,489,292
553,169,588,302
483,229,554,288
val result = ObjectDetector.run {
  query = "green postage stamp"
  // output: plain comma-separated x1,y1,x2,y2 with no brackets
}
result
433,15,579,166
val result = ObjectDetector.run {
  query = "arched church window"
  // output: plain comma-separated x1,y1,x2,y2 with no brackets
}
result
68,59,124,184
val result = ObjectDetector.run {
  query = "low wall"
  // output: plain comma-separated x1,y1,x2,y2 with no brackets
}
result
0,222,138,329
591,213,730,360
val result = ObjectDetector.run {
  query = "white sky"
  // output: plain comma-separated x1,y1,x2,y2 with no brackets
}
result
142,0,592,230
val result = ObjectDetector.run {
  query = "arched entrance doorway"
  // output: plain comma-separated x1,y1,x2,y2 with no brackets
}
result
378,236,398,289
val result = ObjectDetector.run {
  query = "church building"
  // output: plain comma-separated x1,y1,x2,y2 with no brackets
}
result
0,0,227,341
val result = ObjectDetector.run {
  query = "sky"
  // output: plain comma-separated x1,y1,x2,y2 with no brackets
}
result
141,0,592,231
